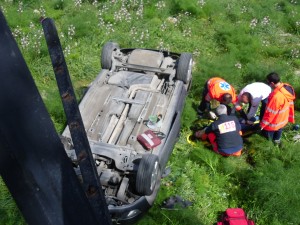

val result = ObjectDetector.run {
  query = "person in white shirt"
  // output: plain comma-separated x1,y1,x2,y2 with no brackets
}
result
236,82,271,124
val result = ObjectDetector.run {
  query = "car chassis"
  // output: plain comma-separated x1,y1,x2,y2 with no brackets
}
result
61,42,193,223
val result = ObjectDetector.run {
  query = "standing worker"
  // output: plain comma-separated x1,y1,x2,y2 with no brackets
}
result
197,77,237,118
195,104,243,156
237,82,272,124
260,72,296,145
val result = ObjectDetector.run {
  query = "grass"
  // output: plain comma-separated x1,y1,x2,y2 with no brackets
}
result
1,0,300,224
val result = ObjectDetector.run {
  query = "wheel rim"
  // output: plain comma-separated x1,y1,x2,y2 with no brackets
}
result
150,161,159,191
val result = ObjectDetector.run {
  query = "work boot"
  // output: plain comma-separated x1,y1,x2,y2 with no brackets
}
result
208,111,217,120
274,139,283,148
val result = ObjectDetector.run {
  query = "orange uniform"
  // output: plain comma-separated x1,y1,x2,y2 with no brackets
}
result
206,77,237,104
260,83,295,131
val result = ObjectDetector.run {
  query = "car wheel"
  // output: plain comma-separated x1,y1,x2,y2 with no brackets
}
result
176,53,193,84
101,42,119,70
136,154,160,196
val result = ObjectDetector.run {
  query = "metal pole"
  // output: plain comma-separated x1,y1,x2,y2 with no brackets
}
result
41,18,111,225
0,10,109,225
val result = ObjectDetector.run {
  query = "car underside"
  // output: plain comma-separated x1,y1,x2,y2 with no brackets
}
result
61,43,193,223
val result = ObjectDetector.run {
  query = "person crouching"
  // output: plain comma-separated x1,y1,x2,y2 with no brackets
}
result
195,104,243,156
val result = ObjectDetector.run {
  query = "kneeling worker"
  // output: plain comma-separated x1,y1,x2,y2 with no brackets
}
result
195,104,243,156
197,77,237,118
237,82,271,123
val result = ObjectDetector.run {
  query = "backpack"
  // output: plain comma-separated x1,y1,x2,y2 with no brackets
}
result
217,208,255,225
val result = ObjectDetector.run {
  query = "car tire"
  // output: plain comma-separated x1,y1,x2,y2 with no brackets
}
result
136,154,160,196
176,53,193,84
101,42,119,70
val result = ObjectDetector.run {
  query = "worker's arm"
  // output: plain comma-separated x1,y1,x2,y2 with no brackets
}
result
247,98,261,119
205,93,212,102
235,103,248,120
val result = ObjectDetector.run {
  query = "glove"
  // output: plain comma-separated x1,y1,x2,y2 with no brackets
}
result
235,104,242,111
208,111,217,120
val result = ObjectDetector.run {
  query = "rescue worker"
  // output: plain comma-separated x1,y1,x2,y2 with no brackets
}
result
197,77,237,118
260,72,296,145
195,104,243,156
237,82,271,122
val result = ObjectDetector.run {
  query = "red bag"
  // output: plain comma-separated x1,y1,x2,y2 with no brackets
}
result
217,208,255,225
137,130,162,150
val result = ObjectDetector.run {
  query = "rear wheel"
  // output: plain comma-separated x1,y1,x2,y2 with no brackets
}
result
101,42,119,70
176,53,193,84
136,154,160,196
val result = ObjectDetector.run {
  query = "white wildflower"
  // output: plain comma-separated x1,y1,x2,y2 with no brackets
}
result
250,18,258,28
235,62,242,69
291,49,299,58
74,0,82,7
198,0,206,8
167,17,178,24
261,16,270,26
241,6,247,13
17,1,23,13
155,1,166,10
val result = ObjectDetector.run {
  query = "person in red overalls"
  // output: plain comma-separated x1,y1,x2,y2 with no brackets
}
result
197,77,237,118
260,72,296,145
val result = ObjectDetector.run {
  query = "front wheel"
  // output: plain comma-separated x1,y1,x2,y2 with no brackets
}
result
135,154,160,196
101,42,119,70
176,53,193,84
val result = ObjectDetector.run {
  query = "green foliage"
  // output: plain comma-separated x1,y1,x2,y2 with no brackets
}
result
0,178,25,225
169,0,201,16
248,159,300,223
52,0,66,10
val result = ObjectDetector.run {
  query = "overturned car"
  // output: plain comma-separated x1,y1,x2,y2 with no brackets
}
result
61,42,193,224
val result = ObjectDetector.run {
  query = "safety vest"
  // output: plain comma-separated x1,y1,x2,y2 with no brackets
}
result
260,83,295,131
207,77,237,103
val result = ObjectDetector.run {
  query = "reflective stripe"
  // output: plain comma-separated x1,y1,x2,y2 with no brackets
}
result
261,119,288,127
261,119,270,126
266,105,289,114
278,107,289,114
265,106,278,114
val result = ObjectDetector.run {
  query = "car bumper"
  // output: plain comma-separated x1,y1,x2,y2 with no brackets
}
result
108,196,151,224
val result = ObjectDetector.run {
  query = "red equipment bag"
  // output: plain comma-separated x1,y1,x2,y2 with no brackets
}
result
137,130,163,150
217,208,255,225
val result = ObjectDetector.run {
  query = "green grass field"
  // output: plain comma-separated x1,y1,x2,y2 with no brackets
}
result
1,0,300,224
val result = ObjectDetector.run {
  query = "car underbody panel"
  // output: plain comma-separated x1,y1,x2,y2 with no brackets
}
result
61,46,192,223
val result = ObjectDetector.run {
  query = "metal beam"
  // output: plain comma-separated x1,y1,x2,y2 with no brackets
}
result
0,11,110,225
41,18,111,224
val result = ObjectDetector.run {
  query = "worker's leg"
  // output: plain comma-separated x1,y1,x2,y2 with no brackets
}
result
262,130,274,141
207,132,218,152
197,81,210,114
273,128,283,144
205,133,242,156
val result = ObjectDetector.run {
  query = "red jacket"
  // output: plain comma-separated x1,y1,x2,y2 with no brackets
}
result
261,83,295,131
206,77,237,103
